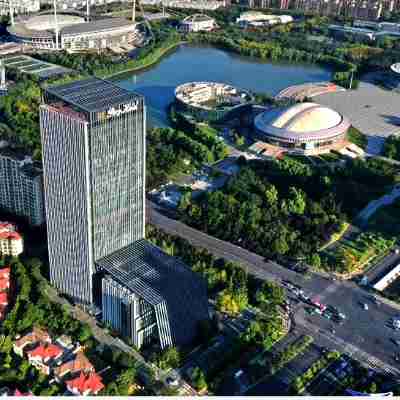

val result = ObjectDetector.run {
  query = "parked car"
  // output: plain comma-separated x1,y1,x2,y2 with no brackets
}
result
362,303,369,311
323,311,333,320
311,298,327,311
305,307,316,315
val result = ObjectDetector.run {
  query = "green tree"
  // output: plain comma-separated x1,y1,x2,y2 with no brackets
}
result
157,347,181,370
308,253,321,268
190,367,207,391
272,237,289,255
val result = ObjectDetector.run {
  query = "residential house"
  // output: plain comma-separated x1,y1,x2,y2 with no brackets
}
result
0,223,23,256
13,327,51,357
26,343,64,375
66,372,104,396
54,351,94,382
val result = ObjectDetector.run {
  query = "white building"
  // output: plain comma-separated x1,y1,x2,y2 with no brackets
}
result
140,0,225,10
179,14,216,33
236,11,293,28
0,0,40,16
0,147,45,226
0,223,23,257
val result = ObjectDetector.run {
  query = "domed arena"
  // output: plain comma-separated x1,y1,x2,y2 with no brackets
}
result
254,102,350,155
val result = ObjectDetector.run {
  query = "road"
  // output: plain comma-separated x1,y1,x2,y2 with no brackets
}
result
147,201,400,375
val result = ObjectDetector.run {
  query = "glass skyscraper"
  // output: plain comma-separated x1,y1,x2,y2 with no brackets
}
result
40,78,145,304
40,77,208,349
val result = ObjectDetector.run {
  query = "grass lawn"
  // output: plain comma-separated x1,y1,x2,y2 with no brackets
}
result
347,126,368,150
322,231,395,275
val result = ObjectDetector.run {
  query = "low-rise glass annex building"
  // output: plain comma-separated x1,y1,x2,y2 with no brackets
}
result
254,102,351,155
174,81,254,123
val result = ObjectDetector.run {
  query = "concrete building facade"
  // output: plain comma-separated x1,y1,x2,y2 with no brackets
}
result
0,148,45,226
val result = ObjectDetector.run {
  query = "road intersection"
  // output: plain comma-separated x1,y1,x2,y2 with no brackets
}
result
147,201,400,376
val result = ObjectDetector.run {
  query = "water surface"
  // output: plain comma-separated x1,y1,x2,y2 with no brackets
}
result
117,44,332,126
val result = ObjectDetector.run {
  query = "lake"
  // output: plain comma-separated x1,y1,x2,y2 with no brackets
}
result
116,44,332,126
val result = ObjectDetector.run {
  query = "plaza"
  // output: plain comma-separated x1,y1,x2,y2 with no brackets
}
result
314,76,400,154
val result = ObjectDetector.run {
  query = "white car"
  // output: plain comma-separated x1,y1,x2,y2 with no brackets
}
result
363,303,369,311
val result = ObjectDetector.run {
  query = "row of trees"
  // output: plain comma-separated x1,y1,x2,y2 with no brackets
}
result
291,351,341,394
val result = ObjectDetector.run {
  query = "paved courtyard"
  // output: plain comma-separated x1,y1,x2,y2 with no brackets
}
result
314,77,400,155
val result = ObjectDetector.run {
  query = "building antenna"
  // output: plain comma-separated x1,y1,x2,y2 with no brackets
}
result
86,0,90,20
9,0,14,26
53,0,59,50
132,0,136,22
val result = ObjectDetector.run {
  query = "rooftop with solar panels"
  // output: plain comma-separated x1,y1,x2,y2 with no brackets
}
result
43,77,142,114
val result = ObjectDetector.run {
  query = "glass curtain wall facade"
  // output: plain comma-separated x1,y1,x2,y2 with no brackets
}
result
39,78,145,305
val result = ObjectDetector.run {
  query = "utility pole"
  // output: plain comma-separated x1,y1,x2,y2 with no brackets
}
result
9,0,14,26
86,0,90,20
349,70,354,90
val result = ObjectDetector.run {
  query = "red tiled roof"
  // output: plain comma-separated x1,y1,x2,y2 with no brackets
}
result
14,389,33,396
0,278,9,290
66,372,104,395
0,267,10,279
0,231,21,240
0,223,15,230
27,343,63,360
54,351,94,377
14,328,51,350
0,292,8,304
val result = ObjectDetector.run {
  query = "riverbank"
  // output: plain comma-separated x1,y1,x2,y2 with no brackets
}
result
101,40,186,79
